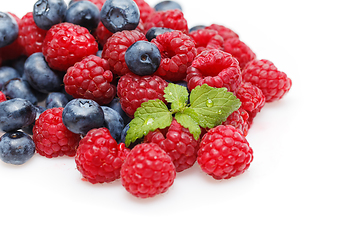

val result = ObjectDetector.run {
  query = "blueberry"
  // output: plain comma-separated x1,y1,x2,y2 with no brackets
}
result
24,52,63,93
45,92,69,109
120,122,130,144
1,78,38,105
21,105,46,135
0,66,20,89
62,98,105,135
65,1,100,31
0,98,37,132
101,106,125,143
108,98,132,125
7,56,28,76
96,50,103,57
0,12,19,48
33,0,67,30
189,25,206,33
100,0,140,33
125,40,161,76
145,27,173,41
0,131,35,165
154,1,182,11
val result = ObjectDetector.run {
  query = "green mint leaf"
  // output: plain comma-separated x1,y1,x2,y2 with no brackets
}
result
125,99,172,147
175,109,201,140
163,83,189,112
189,84,241,129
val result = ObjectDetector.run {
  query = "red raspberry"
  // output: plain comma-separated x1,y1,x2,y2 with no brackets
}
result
101,30,146,76
188,28,224,54
144,9,188,34
242,59,292,102
205,24,239,41
0,13,24,61
223,37,256,69
75,128,130,184
33,108,81,158
197,125,253,180
151,30,197,82
117,72,168,117
71,0,106,10
145,119,200,172
236,81,265,113
222,108,249,137
17,12,47,57
247,98,265,127
63,55,116,105
0,91,7,102
186,49,242,93
120,143,176,198
42,22,98,72
133,0,154,22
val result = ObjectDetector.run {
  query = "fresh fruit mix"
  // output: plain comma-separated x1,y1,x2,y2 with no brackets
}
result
0,0,292,198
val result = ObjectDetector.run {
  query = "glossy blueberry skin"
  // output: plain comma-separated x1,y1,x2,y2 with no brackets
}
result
100,0,140,33
21,105,46,135
0,66,20,89
45,92,69,109
1,78,38,105
0,98,37,132
145,27,173,41
24,52,63,93
62,98,105,136
33,0,67,30
0,12,19,48
7,56,27,76
108,98,132,125
0,131,35,165
189,25,206,33
120,122,130,144
154,1,182,11
125,41,161,76
65,1,100,31
101,106,125,143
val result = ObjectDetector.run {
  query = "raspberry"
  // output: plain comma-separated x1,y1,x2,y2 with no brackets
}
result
151,30,197,82
223,37,256,69
120,143,176,198
236,81,265,113
133,0,154,22
71,0,106,10
145,119,200,172
188,28,224,54
117,72,168,117
33,108,81,158
247,98,265,127
242,59,292,102
101,30,146,76
17,12,47,57
144,9,188,34
75,127,130,184
0,91,6,102
222,108,249,137
186,49,242,93
205,23,239,41
0,13,24,61
197,125,253,180
42,22,98,72
63,55,116,105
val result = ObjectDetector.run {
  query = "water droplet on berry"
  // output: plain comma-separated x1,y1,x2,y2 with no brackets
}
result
206,99,214,107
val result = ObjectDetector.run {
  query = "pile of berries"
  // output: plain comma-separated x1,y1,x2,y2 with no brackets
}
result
0,0,292,199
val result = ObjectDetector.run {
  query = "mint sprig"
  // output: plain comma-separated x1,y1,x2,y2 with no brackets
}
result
125,83,241,147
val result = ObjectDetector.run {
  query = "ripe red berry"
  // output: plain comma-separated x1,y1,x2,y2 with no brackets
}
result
197,125,253,180
222,108,250,137
117,72,168,117
75,128,130,184
33,108,81,158
189,28,224,54
133,0,155,22
0,91,7,102
223,37,256,69
144,9,188,34
42,22,98,71
242,59,292,102
236,81,265,113
205,23,239,41
120,143,176,198
63,55,116,105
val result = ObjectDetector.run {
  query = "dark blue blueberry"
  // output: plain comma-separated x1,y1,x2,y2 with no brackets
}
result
108,98,132,125
189,25,206,33
100,0,140,33
145,27,173,41
101,106,125,143
62,98,105,135
125,40,161,76
154,1,182,11
0,66,20,89
65,1,100,31
0,131,35,165
7,56,28,76
96,50,103,57
0,98,37,132
60,87,74,101
24,52,63,93
1,78,38,105
0,12,19,48
33,0,67,30
45,92,69,109
120,122,130,144
21,105,46,135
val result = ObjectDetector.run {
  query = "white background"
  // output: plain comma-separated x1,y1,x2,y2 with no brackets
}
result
1,0,360,239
